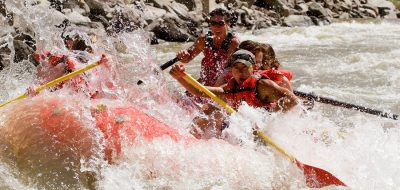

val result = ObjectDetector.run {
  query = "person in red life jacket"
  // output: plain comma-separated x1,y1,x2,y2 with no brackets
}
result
233,40,293,91
238,40,315,109
238,40,280,70
170,49,299,137
176,8,240,87
27,33,110,98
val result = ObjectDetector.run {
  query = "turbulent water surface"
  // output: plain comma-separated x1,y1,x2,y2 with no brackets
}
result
0,2,400,190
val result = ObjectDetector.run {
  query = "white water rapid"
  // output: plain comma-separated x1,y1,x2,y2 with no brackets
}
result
0,1,399,189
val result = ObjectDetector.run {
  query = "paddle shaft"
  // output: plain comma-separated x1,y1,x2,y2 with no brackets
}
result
155,57,397,121
182,73,295,161
181,72,347,187
0,60,100,108
294,90,398,120
160,57,180,70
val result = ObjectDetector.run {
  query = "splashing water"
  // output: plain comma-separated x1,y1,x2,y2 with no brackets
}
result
0,1,400,190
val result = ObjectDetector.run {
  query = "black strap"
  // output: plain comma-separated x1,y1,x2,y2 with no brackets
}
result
205,31,214,50
224,79,255,94
225,86,254,94
221,32,233,50
205,31,234,51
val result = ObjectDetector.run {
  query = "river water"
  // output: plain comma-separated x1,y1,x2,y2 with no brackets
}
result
0,2,400,190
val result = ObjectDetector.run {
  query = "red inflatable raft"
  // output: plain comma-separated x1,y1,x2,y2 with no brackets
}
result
34,98,190,163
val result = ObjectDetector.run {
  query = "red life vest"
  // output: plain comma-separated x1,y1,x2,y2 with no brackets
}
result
33,51,97,96
200,31,234,86
34,51,76,72
224,69,293,110
256,69,293,81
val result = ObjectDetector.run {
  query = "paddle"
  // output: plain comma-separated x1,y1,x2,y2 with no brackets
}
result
151,57,398,121
180,72,347,188
294,90,398,120
0,59,102,108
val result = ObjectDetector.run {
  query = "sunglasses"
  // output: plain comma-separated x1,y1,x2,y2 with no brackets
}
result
209,20,226,27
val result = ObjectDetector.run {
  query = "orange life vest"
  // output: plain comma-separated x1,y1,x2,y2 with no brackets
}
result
34,51,76,72
33,51,97,97
224,69,293,110
256,69,293,81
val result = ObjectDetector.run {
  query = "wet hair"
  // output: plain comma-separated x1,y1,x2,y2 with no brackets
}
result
238,40,258,52
209,8,231,23
239,40,281,69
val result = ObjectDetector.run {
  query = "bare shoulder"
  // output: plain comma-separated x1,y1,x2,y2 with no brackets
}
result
230,36,240,46
227,35,240,54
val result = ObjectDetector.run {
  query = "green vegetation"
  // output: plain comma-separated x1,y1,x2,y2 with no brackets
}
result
390,0,400,10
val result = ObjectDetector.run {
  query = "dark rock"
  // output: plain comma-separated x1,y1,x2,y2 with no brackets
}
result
0,43,11,70
294,3,309,13
49,0,63,12
326,8,339,18
148,32,159,45
361,4,379,16
144,5,167,23
233,8,247,26
323,0,335,9
86,0,111,17
359,7,377,18
175,0,203,12
352,0,361,8
151,14,195,42
286,0,296,8
267,10,281,22
308,15,331,25
1,0,399,46
307,2,329,18
13,31,36,64
0,0,6,16
339,0,352,11
147,0,167,9
339,12,351,19
254,0,290,17
1,0,13,25
282,15,313,26
349,9,363,17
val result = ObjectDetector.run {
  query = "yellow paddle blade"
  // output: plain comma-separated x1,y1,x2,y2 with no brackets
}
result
0,60,100,108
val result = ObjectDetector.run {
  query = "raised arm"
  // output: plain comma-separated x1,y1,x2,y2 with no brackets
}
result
176,34,206,63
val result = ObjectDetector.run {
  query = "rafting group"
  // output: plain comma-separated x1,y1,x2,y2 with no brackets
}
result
171,8,308,138
20,8,305,141
0,8,350,188
23,8,307,145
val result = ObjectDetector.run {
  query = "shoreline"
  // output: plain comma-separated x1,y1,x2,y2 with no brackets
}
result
0,0,399,71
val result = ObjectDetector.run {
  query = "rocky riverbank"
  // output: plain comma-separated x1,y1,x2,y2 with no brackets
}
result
0,0,399,70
